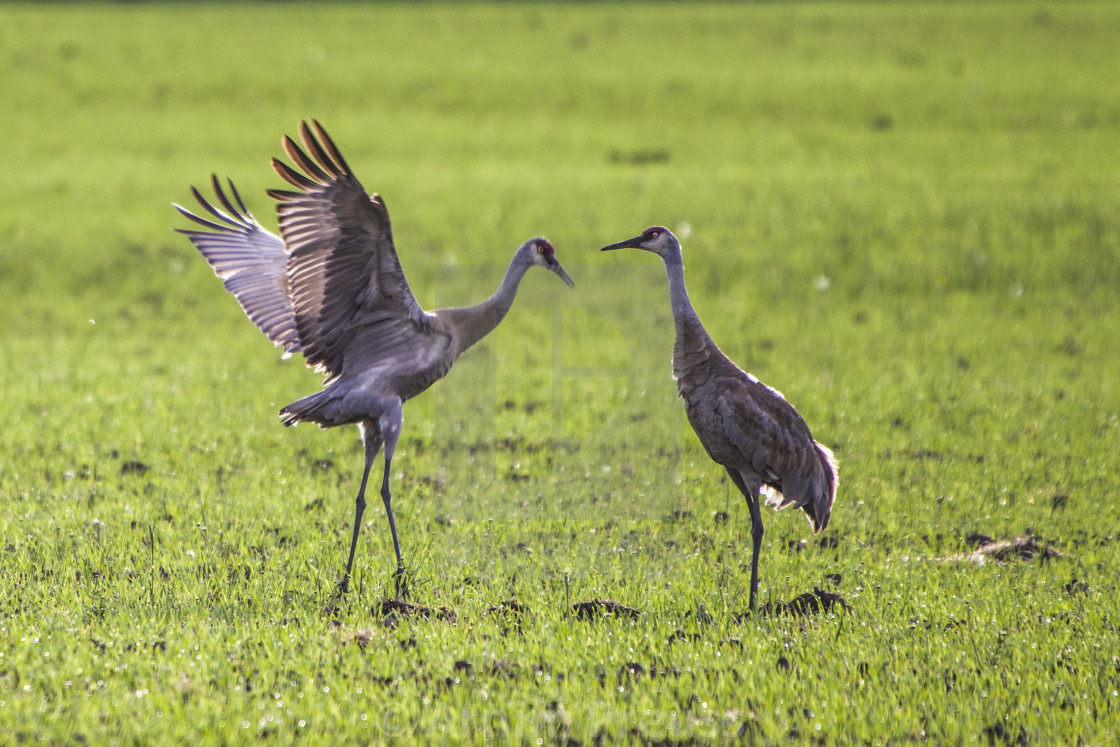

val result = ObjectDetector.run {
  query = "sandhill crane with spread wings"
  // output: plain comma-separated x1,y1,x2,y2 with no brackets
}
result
175,120,574,596
602,227,837,611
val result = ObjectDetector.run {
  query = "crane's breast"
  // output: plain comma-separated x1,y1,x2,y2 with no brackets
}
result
401,358,453,400
681,387,745,468
394,338,455,401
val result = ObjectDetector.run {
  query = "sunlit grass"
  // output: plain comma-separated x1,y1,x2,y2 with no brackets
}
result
2,1,1119,743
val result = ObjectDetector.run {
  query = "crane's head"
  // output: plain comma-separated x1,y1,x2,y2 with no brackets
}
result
521,237,575,288
600,226,681,260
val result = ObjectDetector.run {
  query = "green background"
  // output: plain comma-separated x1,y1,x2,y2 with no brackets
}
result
1,2,1118,743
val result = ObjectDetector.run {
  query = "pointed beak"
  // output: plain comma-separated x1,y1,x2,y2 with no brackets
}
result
601,234,645,252
549,261,576,288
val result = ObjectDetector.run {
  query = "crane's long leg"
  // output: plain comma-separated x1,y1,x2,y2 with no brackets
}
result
726,468,765,612
378,400,407,598
340,422,383,594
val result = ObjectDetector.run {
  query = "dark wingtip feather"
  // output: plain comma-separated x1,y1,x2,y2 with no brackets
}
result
174,201,227,232
298,121,338,179
266,187,303,202
271,155,319,190
210,174,245,219
284,129,332,184
227,177,250,216
309,119,353,177
180,181,248,229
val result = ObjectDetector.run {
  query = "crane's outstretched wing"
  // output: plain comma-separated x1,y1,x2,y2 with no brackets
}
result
268,120,436,382
174,176,302,355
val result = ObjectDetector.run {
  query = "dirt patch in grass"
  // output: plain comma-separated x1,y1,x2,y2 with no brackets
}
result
487,598,531,617
769,588,851,617
119,460,150,476
341,628,377,649
487,598,531,635
376,598,456,625
735,588,851,621
982,721,1028,746
944,536,1062,565
571,599,641,620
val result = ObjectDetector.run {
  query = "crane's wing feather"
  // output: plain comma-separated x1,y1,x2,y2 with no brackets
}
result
714,374,833,530
268,120,433,381
174,176,302,355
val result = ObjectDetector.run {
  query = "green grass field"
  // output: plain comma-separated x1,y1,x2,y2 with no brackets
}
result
2,1,1119,743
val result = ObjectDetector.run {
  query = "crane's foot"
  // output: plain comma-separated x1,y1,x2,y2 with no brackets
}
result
335,573,356,597
392,565,410,600
322,573,356,617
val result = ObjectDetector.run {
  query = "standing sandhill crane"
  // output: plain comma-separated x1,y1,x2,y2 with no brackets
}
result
601,227,837,611
175,120,575,596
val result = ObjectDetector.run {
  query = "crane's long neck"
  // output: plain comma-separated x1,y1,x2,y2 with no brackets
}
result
662,254,719,382
441,255,532,358
663,255,703,338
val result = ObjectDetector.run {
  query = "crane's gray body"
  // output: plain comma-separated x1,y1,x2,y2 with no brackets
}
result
674,312,835,533
602,227,836,610
175,121,574,595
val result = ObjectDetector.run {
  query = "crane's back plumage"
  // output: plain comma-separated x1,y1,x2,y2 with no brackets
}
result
671,315,836,532
600,225,837,610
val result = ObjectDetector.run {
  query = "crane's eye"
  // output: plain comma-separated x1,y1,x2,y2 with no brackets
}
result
649,230,660,239
537,245,545,254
